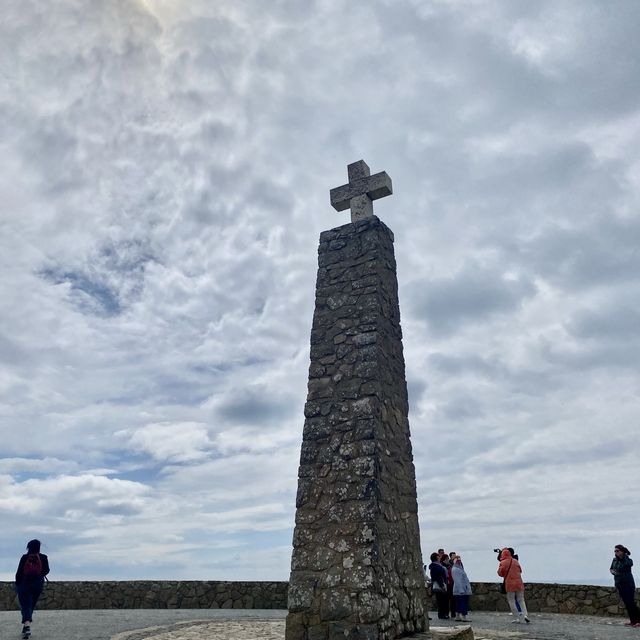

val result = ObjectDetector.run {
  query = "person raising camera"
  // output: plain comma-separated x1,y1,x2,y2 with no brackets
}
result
497,547,530,624
610,544,640,626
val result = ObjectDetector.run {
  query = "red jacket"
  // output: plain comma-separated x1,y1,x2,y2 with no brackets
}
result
497,548,524,592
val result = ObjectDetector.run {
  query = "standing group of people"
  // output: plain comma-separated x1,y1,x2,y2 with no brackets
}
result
426,548,472,622
427,544,640,629
425,547,531,625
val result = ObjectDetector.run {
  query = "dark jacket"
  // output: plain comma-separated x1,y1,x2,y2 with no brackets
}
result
15,553,50,585
611,554,635,588
429,561,447,590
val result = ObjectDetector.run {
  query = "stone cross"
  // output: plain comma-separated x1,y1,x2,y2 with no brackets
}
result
330,160,393,222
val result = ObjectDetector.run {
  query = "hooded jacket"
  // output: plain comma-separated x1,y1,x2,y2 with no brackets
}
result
497,548,524,592
452,562,472,595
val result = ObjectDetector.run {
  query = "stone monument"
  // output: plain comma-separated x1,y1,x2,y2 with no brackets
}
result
286,161,428,640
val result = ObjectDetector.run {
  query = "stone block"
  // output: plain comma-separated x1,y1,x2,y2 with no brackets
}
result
320,589,353,621
430,626,474,640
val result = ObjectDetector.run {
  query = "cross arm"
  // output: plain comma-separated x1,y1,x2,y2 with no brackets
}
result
330,171,393,212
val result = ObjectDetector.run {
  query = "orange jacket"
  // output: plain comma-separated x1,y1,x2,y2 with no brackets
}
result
497,548,524,592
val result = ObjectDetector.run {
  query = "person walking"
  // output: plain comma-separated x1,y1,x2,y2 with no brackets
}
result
15,539,50,639
428,552,449,619
497,547,530,624
610,544,640,627
452,556,472,622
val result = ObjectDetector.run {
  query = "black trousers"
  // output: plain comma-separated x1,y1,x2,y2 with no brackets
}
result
433,591,449,618
618,584,640,624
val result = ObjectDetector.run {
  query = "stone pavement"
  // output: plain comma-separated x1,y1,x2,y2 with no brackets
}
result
0,609,639,640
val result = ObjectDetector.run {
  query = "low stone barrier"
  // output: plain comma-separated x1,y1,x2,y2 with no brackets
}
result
0,581,287,611
465,582,629,617
0,580,633,617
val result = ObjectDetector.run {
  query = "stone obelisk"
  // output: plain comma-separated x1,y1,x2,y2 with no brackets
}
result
286,161,427,640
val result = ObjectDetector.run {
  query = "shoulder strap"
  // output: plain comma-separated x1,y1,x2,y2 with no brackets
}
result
505,559,513,577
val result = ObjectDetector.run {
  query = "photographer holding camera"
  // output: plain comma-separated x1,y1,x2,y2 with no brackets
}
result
497,547,530,624
610,544,640,626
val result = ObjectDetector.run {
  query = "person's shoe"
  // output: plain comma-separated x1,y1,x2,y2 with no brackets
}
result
524,616,531,623
455,616,462,621
633,622,640,627
624,622,635,626
511,619,521,624
22,626,31,639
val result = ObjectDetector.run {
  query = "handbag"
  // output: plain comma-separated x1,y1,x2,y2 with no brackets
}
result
432,579,446,593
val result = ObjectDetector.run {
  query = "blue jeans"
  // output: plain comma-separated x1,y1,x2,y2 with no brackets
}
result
16,578,44,624
454,594,470,616
617,583,640,624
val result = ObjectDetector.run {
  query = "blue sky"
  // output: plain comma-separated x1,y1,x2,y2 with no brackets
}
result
1,0,639,587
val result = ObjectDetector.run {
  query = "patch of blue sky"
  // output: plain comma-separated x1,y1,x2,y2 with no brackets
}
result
102,450,163,479
112,466,165,484
39,267,122,316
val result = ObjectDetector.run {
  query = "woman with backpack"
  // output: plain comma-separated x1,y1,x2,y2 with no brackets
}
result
15,539,50,639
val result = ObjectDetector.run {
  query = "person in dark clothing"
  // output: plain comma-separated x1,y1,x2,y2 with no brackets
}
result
610,544,640,627
428,552,449,619
15,539,50,639
441,555,456,619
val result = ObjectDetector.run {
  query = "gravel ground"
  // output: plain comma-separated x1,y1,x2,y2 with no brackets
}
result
0,609,638,640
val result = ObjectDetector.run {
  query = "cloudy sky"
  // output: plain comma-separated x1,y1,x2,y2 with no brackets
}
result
1,0,639,588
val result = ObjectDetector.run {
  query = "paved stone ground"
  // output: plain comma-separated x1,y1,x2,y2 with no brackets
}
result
0,609,639,640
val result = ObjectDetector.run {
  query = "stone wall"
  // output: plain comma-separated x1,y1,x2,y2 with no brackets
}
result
0,580,632,617
442,582,631,617
0,581,287,611
287,217,427,640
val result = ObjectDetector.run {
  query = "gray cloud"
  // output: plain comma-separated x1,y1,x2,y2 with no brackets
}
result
1,0,639,586
409,264,537,336
568,304,640,341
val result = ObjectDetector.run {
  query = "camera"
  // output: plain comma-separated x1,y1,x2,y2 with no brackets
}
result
493,548,501,554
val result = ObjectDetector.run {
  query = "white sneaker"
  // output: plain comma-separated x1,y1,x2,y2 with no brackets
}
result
511,619,521,624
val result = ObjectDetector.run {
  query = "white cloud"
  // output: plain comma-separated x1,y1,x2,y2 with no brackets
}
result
120,422,214,462
1,0,639,586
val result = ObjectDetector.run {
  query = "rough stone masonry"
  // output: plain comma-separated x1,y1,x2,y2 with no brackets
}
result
286,161,427,640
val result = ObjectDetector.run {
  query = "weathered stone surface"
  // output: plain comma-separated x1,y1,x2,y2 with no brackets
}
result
330,161,393,223
286,216,427,639
430,625,474,640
